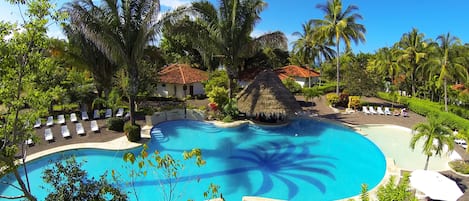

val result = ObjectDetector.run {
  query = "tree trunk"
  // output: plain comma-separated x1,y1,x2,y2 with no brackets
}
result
12,165,37,201
335,37,340,95
128,62,139,126
444,78,448,112
424,155,430,170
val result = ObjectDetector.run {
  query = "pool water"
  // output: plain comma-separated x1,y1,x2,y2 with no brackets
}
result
0,119,386,200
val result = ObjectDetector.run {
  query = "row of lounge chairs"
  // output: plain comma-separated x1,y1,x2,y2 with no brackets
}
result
42,121,100,142
362,106,409,117
33,108,124,128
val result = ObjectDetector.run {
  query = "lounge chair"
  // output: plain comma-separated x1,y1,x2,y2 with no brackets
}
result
57,114,65,125
377,107,385,115
384,107,392,115
401,108,409,117
44,128,54,141
105,109,112,118
116,108,124,117
61,125,71,138
46,116,53,127
25,138,34,146
90,120,99,132
93,110,100,119
362,106,371,115
76,122,86,135
369,106,378,115
81,111,89,121
33,118,41,128
393,109,400,116
70,113,78,122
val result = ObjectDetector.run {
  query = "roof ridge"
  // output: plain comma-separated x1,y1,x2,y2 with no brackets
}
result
179,65,186,84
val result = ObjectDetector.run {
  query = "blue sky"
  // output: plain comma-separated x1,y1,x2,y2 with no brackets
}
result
1,0,468,53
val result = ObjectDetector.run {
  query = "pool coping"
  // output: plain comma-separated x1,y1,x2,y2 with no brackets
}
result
18,119,412,200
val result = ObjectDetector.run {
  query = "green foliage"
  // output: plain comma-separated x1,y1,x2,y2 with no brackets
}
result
124,123,141,142
120,144,216,201
360,184,369,201
204,70,229,93
222,98,239,118
348,96,361,109
207,86,229,109
42,156,127,201
449,160,469,174
302,87,323,103
282,77,302,93
222,115,233,123
107,117,125,132
376,174,417,201
326,93,339,106
317,82,341,93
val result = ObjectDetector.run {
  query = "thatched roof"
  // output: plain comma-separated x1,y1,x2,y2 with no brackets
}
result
237,69,302,117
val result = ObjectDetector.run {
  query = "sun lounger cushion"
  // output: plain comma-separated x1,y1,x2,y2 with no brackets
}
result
44,128,53,141
93,110,100,119
76,122,85,135
105,109,112,118
90,120,99,132
70,113,78,122
46,116,53,127
81,111,89,121
61,125,71,138
116,108,124,117
58,114,65,125
33,118,41,128
384,107,391,115
377,107,385,115
369,106,378,115
362,106,370,115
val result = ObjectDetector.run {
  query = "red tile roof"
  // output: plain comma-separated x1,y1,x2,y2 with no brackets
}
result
158,64,208,84
274,65,320,80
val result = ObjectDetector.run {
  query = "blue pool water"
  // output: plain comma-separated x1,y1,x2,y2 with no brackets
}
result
0,119,386,200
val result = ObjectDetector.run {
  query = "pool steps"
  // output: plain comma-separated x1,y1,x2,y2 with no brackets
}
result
150,128,166,142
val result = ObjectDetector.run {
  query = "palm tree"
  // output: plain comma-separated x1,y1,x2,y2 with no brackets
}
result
312,0,366,95
434,33,462,112
66,0,161,125
396,28,430,96
370,47,400,88
167,0,287,98
410,116,454,170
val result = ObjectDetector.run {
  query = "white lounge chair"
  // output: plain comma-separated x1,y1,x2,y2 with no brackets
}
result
46,116,54,127
116,108,124,117
384,107,392,115
44,128,54,141
362,106,371,115
93,110,100,119
377,107,385,115
81,111,89,121
70,113,78,122
105,109,112,118
76,122,86,135
57,114,65,125
369,106,378,115
90,120,99,132
61,125,71,138
25,138,34,146
33,118,41,128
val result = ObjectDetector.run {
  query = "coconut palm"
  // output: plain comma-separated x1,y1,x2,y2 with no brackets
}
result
434,33,462,112
410,116,454,170
311,0,366,95
66,0,161,125
370,47,400,88
166,0,287,98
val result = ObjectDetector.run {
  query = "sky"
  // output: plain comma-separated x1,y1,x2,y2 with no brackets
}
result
1,0,468,53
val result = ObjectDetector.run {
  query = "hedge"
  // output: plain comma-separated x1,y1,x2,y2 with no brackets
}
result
377,92,469,130
107,117,124,132
124,123,141,142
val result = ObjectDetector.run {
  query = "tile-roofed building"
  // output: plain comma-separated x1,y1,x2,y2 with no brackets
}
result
155,64,209,99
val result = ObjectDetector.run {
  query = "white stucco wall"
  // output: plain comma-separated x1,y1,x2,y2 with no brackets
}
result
155,83,206,99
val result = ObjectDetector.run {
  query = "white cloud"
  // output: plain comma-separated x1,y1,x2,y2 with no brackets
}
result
161,0,193,10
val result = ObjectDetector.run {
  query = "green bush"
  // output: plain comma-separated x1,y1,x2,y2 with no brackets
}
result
124,123,141,142
326,93,339,106
222,115,233,123
282,77,302,93
207,86,229,109
348,96,360,109
449,160,469,174
107,117,124,132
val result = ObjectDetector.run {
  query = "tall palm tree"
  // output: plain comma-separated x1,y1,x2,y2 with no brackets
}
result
410,116,454,170
312,0,366,95
434,33,462,112
396,28,430,96
167,0,287,98
66,0,161,125
371,47,400,87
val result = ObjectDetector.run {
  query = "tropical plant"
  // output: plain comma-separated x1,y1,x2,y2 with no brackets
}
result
66,0,161,125
282,77,302,93
410,115,455,170
167,0,287,98
312,0,366,95
303,87,323,107
207,86,229,110
42,157,127,201
376,173,417,201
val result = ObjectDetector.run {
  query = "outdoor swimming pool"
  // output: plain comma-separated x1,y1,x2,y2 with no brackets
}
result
0,119,386,200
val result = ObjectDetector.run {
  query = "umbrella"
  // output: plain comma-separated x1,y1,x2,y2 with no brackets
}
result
410,169,463,201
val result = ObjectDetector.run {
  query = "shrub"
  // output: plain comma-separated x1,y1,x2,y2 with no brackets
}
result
449,160,469,174
107,117,124,132
348,96,360,109
124,123,141,142
282,77,302,93
222,115,233,123
222,98,238,118
326,93,339,106
207,86,229,109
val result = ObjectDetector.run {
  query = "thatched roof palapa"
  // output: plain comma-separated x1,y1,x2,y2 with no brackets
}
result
237,69,302,118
